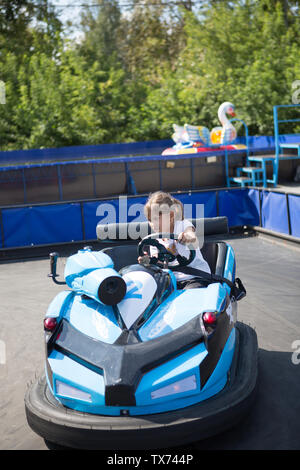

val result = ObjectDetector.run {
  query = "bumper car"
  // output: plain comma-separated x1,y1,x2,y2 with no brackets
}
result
25,217,258,450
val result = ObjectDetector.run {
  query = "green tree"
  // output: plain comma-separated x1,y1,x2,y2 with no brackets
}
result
78,0,123,69
0,0,299,150
136,0,300,139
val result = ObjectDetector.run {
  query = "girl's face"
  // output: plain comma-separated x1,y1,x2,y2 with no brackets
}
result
149,209,175,233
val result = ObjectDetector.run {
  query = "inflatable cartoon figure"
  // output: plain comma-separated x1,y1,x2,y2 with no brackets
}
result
163,102,240,155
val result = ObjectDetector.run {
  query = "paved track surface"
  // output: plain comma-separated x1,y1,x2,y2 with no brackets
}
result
1,235,300,450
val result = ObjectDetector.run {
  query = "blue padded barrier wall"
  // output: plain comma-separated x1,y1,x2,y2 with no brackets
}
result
175,191,217,219
3,133,299,166
2,203,83,247
1,188,300,249
2,207,31,247
0,139,174,164
288,194,300,238
261,191,289,235
83,197,148,240
218,189,260,227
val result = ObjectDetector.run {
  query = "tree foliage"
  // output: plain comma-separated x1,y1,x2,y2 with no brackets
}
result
0,0,299,150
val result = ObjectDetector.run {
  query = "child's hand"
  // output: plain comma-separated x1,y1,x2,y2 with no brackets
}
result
138,254,150,266
178,230,197,247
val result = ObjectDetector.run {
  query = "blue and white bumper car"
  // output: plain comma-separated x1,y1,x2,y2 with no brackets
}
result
25,217,258,449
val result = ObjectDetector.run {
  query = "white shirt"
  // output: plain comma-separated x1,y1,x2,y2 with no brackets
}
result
150,219,211,281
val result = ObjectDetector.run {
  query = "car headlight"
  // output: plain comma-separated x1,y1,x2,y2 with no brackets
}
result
55,380,92,403
151,375,197,400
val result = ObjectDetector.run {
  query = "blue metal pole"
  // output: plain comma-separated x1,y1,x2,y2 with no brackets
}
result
22,168,27,204
273,106,279,187
57,165,63,201
92,163,97,197
159,160,162,190
0,208,4,248
125,162,137,195
230,118,249,165
190,158,195,189
224,149,229,187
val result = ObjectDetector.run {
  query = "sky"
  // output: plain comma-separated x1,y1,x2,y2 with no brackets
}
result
49,0,134,42
49,0,86,41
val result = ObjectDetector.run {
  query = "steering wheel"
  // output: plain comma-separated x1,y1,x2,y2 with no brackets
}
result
137,233,196,269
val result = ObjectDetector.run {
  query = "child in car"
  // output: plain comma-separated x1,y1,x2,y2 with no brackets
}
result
138,191,211,289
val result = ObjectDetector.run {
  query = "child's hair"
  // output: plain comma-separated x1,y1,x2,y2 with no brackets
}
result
144,191,184,222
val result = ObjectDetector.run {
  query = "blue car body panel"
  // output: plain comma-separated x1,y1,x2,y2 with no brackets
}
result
139,283,228,341
47,328,236,416
223,244,236,294
45,290,73,320
66,295,122,344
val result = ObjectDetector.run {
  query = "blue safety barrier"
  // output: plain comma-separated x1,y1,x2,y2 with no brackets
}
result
2,133,298,166
2,133,298,167
0,188,299,249
288,194,300,238
175,192,218,219
1,203,83,247
1,133,299,208
83,197,148,240
261,191,290,234
0,139,174,165
273,105,300,186
218,189,260,227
